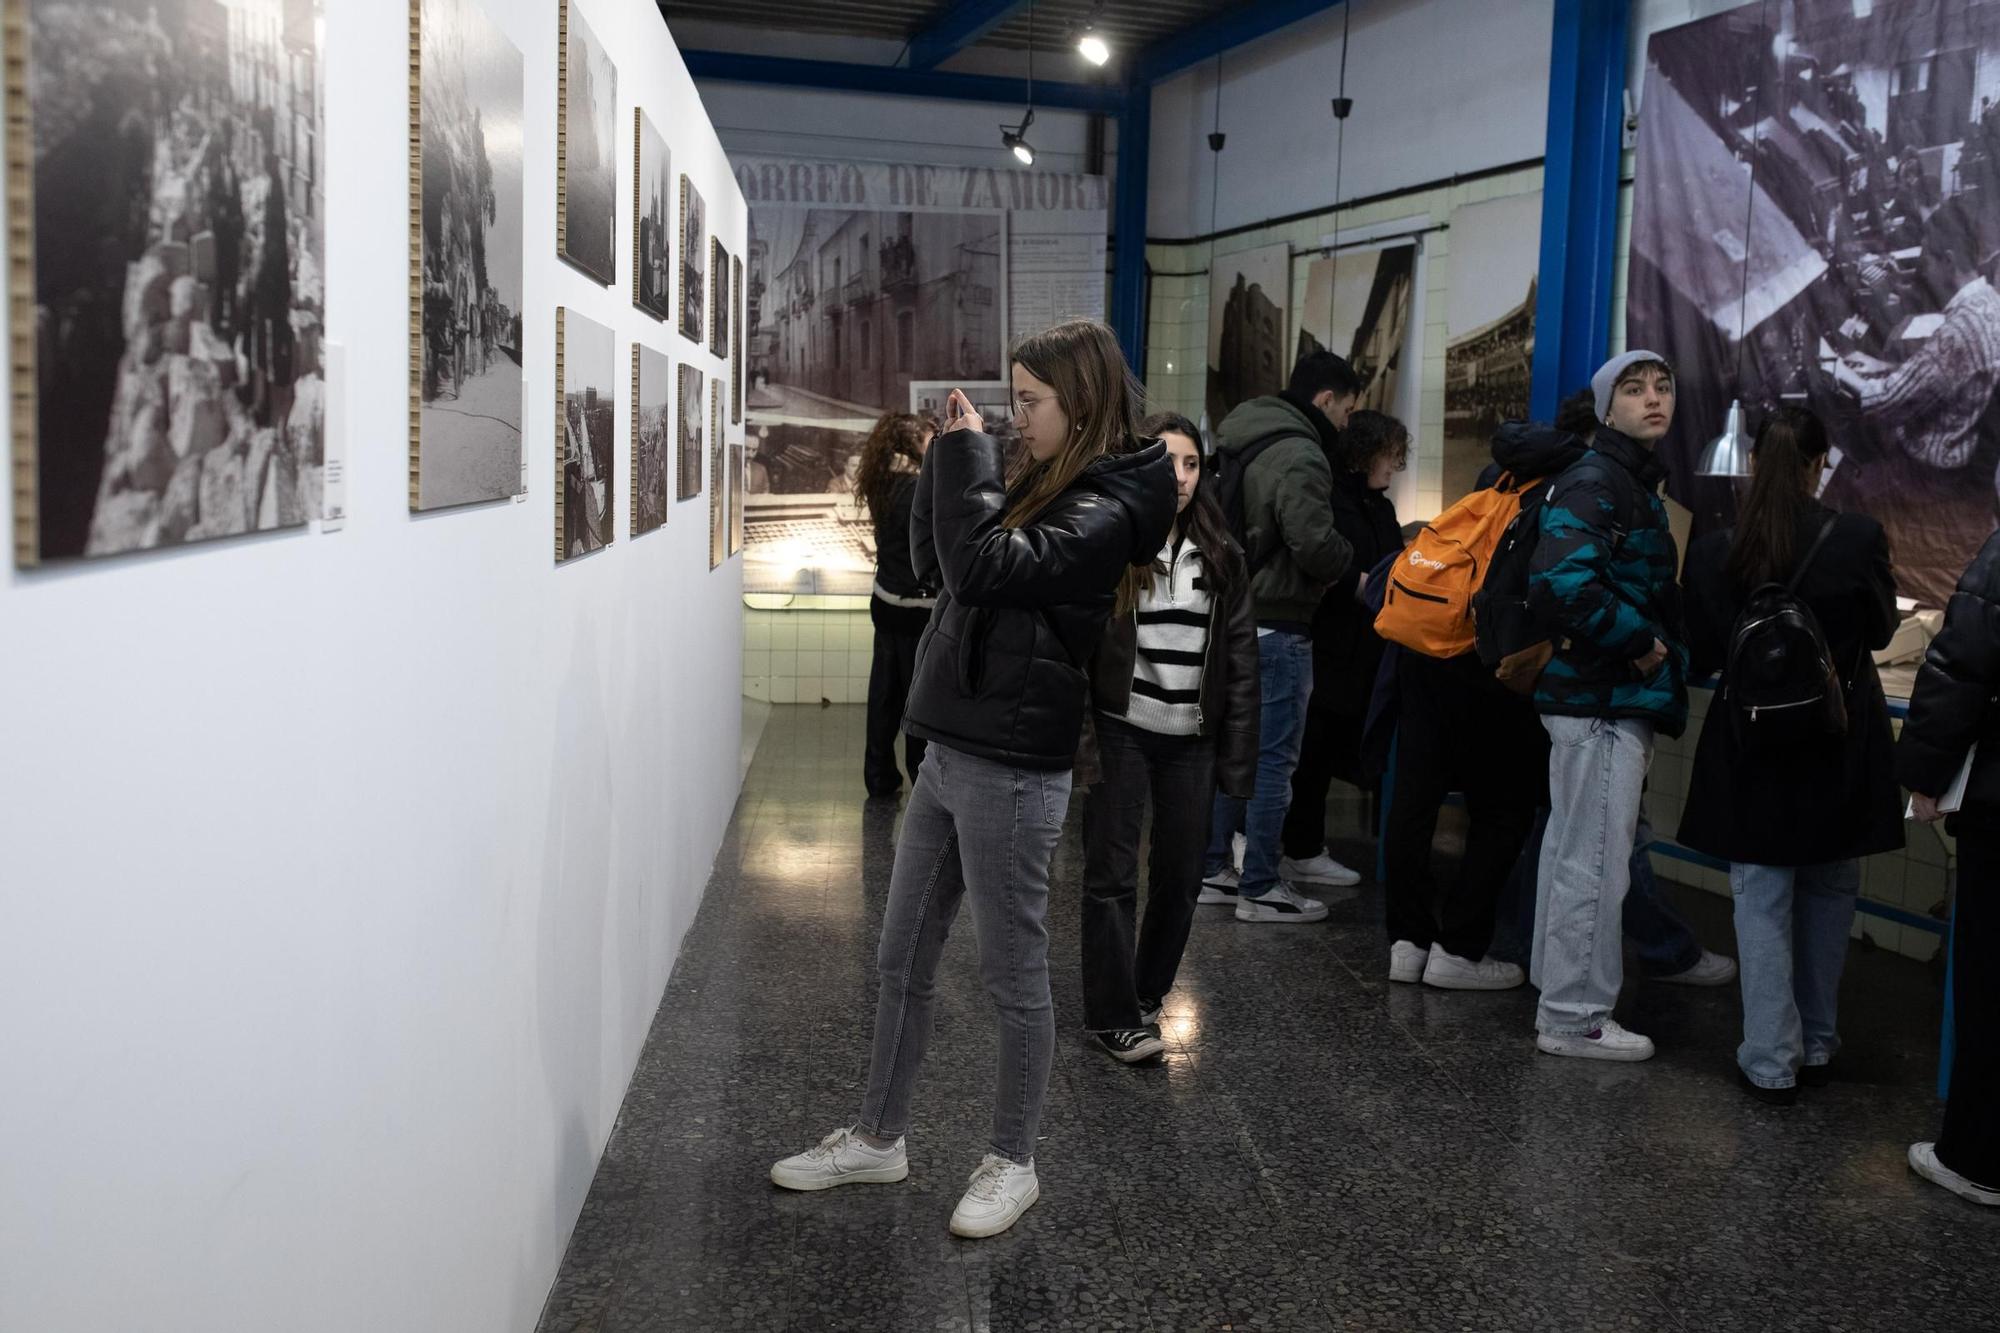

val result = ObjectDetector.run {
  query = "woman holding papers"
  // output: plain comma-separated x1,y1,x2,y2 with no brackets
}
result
1680,406,1902,1105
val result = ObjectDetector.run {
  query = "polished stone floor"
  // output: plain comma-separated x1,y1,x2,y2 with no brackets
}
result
536,706,1999,1332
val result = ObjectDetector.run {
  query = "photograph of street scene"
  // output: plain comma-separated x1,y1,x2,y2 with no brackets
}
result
556,309,614,560
558,0,615,285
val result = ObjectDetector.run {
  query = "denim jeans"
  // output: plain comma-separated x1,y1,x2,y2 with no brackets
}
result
1080,715,1215,1030
1533,716,1654,1036
857,742,1071,1164
1497,808,1702,973
1729,860,1860,1089
1205,631,1313,898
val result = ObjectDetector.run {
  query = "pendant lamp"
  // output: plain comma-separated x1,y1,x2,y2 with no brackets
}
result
1697,398,1753,477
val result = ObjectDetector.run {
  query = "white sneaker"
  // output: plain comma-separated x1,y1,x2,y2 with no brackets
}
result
1231,832,1246,872
1909,1142,2000,1207
1234,880,1328,924
770,1127,909,1192
1279,850,1363,887
1389,940,1427,984
949,1154,1040,1238
1535,1019,1655,1062
1423,945,1525,991
1197,867,1241,905
1656,949,1739,987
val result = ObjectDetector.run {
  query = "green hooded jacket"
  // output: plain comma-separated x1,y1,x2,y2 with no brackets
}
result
1214,394,1354,624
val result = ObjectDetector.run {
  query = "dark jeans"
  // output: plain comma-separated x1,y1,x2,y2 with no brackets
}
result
1206,631,1314,897
865,626,927,796
1080,715,1216,1030
1381,652,1543,958
1939,824,2000,1187
1283,699,1365,859
1492,807,1703,974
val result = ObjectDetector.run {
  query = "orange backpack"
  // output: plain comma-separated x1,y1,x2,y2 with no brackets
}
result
1373,474,1533,658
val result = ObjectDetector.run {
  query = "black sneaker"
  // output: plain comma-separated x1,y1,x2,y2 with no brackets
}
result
1137,998,1163,1027
1737,1069,1799,1106
1093,1029,1165,1064
1798,1059,1837,1088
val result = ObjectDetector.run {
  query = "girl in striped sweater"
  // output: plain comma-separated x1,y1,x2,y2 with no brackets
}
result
1076,413,1261,1062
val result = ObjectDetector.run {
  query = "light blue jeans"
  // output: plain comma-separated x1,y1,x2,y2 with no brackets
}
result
1533,716,1654,1036
1729,860,1861,1090
1204,630,1314,899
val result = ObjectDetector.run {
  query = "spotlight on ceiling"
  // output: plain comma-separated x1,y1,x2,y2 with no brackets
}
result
1078,27,1110,66
1001,108,1037,165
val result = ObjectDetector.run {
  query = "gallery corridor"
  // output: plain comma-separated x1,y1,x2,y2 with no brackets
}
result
535,706,2000,1332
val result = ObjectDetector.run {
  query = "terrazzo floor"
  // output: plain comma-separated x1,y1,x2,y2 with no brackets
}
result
535,704,1999,1332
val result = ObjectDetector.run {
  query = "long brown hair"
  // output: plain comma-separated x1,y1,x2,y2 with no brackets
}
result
1727,405,1830,588
1006,318,1151,614
1140,410,1244,611
854,412,932,525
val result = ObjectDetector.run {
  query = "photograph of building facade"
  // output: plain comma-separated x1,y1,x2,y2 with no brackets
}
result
1442,193,1541,503
1205,242,1291,429
1297,241,1416,416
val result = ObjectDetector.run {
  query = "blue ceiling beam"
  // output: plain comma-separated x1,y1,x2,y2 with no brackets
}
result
1132,0,1344,84
907,0,1035,71
680,49,1124,113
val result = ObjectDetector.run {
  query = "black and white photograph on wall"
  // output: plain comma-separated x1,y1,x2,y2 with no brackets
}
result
632,109,671,321
1297,241,1416,417
678,362,704,501
9,0,327,567
1206,242,1292,428
680,175,707,344
413,0,523,512
1442,192,1541,506
911,381,1020,460
1630,1,2000,608
631,344,670,536
710,236,731,358
557,0,615,285
555,308,614,561
729,435,745,556
709,381,727,570
732,255,745,423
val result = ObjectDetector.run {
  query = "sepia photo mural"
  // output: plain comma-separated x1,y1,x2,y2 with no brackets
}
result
1442,192,1541,505
1297,241,1416,419
9,0,327,567
557,0,615,285
412,0,525,512
1206,242,1292,429
1629,1,2000,607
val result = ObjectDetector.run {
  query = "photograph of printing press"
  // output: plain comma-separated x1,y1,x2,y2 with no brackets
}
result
1628,0,2000,607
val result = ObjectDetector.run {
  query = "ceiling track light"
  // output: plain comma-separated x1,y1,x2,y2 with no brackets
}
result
1002,108,1037,165
1075,1,1110,65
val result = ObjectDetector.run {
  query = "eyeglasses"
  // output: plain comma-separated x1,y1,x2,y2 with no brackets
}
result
1013,394,1057,421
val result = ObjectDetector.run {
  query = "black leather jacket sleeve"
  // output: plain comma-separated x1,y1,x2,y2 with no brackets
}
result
1899,533,2000,797
1215,567,1261,799
923,430,1133,609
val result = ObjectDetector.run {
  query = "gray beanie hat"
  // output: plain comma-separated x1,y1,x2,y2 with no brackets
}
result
1591,350,1673,421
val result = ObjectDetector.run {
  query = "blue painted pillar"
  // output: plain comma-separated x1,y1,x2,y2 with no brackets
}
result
1112,85,1151,377
1529,0,1630,420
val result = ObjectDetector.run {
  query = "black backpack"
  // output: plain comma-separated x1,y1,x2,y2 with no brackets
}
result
1206,430,1294,575
1469,473,1560,672
1721,518,1848,745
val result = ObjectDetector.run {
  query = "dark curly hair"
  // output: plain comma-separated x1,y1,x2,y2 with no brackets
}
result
1335,410,1410,476
854,412,934,524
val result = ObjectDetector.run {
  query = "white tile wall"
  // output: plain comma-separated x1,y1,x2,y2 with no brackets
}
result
742,599,874,704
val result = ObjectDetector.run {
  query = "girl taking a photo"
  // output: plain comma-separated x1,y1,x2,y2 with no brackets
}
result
771,319,1175,1238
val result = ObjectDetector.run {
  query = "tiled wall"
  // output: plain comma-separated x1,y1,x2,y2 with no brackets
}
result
742,600,874,704
1142,166,1548,523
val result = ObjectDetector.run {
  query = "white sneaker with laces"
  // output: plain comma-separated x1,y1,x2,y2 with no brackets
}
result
1197,867,1241,905
1234,880,1328,924
949,1154,1040,1237
1909,1142,2000,1207
1535,1019,1655,1062
770,1127,909,1191
1656,948,1739,987
1423,945,1525,991
1279,850,1363,887
1388,940,1427,984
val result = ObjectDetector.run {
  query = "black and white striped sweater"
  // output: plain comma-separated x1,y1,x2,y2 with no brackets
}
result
1128,535,1212,735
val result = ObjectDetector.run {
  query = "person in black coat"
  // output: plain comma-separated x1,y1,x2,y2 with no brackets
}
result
773,319,1176,1240
1900,526,2000,1207
856,412,938,796
1281,410,1407,886
1680,406,1902,1105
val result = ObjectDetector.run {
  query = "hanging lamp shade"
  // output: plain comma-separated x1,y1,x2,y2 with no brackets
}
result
1697,398,1754,478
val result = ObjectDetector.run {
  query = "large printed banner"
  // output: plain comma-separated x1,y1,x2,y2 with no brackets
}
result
733,156,1108,594
1297,240,1417,418
1443,193,1541,505
1629,3,2000,607
1206,242,1292,428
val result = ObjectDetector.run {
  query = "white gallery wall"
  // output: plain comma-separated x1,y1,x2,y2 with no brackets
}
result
0,2,744,1331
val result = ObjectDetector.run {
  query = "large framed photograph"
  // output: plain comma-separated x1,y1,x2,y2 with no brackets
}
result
556,0,615,285
631,344,669,537
677,362,704,501
709,236,730,357
9,0,327,567
555,308,615,560
632,109,670,322
708,381,726,570
731,255,744,423
679,175,706,344
729,435,745,557
412,0,524,512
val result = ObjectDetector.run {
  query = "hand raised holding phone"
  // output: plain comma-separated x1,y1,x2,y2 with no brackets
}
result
942,388,985,437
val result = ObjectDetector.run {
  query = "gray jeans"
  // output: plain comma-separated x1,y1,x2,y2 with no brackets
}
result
858,742,1071,1164
1532,715,1654,1036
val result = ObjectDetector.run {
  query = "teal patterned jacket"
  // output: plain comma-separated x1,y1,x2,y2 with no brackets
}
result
1525,430,1690,738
